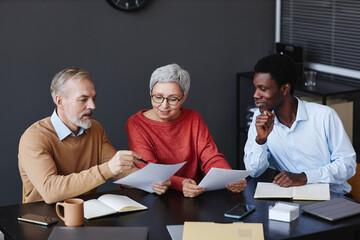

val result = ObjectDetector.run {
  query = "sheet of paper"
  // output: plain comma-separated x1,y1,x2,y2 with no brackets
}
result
166,225,184,240
198,168,254,191
114,162,186,193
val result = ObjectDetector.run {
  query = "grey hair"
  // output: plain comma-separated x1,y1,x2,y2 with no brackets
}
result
50,67,90,103
149,63,190,95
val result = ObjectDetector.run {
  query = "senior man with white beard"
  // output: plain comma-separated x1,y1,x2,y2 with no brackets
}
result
18,68,141,204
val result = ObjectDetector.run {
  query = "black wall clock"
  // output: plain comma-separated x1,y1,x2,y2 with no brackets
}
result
106,0,151,11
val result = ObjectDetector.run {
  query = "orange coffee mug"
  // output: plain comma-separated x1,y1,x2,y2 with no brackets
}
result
55,198,84,226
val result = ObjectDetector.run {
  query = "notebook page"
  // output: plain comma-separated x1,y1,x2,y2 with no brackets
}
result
254,182,293,199
292,183,330,200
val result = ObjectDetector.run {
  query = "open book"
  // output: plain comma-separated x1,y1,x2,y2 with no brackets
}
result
83,194,147,220
254,182,330,200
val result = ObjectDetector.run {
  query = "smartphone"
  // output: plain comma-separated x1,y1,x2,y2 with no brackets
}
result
18,213,58,226
224,203,256,219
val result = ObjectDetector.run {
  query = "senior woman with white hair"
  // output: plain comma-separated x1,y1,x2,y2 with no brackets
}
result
126,63,246,197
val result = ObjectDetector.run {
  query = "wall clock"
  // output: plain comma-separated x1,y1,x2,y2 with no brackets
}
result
106,0,151,11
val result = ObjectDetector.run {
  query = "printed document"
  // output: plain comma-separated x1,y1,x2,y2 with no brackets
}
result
114,162,186,193
199,168,254,191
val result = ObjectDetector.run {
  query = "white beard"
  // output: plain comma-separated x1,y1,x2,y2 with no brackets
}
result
65,110,92,129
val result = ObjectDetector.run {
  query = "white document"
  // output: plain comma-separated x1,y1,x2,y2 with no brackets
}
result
198,168,254,191
114,162,186,193
166,225,184,240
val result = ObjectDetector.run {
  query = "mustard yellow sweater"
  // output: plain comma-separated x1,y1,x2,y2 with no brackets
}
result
18,117,116,203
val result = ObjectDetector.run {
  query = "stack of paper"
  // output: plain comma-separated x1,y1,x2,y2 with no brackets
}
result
269,202,299,222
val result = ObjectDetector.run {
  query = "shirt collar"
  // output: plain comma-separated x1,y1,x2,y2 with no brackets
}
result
50,109,86,141
295,97,308,122
274,97,308,127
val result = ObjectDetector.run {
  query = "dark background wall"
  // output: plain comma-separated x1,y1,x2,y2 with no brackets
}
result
0,0,275,206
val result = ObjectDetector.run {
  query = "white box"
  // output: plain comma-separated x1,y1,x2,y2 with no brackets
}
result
269,202,299,222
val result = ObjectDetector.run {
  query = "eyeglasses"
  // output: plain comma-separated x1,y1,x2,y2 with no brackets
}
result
151,95,183,106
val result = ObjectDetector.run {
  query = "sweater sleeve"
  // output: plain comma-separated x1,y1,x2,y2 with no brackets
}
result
196,115,231,173
19,129,114,204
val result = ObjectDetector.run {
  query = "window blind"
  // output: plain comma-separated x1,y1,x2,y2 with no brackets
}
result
281,0,360,79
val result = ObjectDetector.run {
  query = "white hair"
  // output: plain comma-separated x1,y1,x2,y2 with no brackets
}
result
50,68,90,104
149,63,190,95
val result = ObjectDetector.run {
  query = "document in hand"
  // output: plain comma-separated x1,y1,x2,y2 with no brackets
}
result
182,222,264,240
254,182,330,200
114,162,186,193
83,194,147,220
198,168,254,191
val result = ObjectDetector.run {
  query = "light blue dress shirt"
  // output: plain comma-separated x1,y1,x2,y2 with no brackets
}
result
50,109,86,141
244,98,356,194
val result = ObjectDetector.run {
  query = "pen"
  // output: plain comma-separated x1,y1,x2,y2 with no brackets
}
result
139,159,149,165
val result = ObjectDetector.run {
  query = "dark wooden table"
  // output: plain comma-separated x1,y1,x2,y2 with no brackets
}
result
1,169,360,240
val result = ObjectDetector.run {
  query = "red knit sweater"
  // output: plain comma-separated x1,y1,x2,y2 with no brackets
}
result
126,107,231,191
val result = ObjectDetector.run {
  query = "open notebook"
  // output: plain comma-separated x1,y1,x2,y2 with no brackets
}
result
254,182,330,200
84,194,147,219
